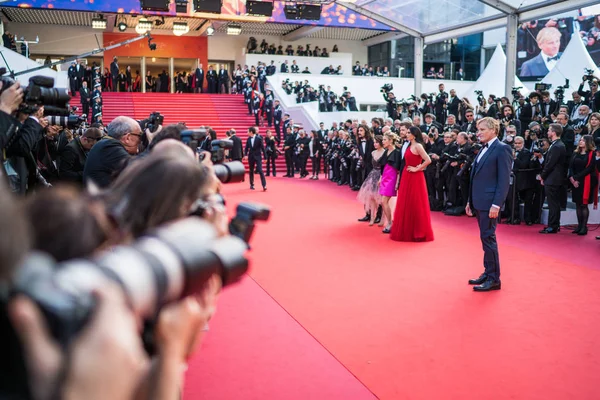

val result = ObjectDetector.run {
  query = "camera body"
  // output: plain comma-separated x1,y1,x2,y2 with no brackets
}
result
0,68,71,116
584,68,596,83
380,83,393,93
209,139,233,164
146,112,164,133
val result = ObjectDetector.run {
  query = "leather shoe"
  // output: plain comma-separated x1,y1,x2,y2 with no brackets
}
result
468,274,487,285
358,214,370,222
473,279,501,292
539,227,559,234
374,216,382,224
250,186,255,190
263,186,267,191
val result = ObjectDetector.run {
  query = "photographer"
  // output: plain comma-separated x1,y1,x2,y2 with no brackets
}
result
381,85,398,120
508,136,538,225
578,74,600,112
83,116,144,188
434,84,448,123
425,126,445,209
519,92,542,128
59,128,104,185
500,105,522,138
446,132,473,211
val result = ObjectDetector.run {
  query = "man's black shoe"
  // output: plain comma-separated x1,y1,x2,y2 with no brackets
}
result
358,214,370,222
539,227,559,234
250,186,255,190
526,221,533,226
263,186,267,191
468,274,487,285
473,279,501,292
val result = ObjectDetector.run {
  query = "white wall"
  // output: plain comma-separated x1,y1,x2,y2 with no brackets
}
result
207,33,368,65
4,22,101,56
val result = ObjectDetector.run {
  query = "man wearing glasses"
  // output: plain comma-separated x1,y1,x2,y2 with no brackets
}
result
83,116,144,188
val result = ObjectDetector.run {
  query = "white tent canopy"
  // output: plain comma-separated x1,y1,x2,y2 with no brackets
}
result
0,46,68,89
463,43,529,106
541,33,600,92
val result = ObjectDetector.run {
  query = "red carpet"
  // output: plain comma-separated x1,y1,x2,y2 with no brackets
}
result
185,177,600,400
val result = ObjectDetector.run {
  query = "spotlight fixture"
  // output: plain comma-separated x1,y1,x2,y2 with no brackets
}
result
155,16,166,26
117,21,127,32
173,21,189,36
206,24,215,36
226,23,241,35
92,15,107,30
148,36,157,51
136,18,153,34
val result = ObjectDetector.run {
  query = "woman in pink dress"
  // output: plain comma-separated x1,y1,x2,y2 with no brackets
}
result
390,126,434,242
379,132,402,233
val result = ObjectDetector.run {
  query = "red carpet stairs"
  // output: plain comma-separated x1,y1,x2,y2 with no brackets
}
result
72,92,300,173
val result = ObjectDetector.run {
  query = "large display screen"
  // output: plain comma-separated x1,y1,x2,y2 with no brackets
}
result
517,14,600,80
0,0,394,30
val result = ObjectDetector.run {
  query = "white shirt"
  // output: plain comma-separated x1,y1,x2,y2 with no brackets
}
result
309,139,314,157
475,136,498,163
401,141,409,158
541,51,559,72
250,136,255,148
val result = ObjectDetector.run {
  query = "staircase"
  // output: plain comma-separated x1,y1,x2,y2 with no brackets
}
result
71,92,292,173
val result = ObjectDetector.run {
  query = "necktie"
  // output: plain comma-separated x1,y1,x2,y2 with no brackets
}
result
547,55,559,62
474,142,489,170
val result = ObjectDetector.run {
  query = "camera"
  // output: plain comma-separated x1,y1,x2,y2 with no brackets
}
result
474,90,485,104
380,83,393,93
146,112,164,133
47,114,87,129
0,69,72,116
534,83,551,92
584,68,596,83
181,129,245,184
511,86,522,98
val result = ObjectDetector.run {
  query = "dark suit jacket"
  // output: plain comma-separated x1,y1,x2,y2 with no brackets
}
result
194,68,204,87
447,97,460,118
79,87,90,104
245,135,266,160
561,126,575,154
59,138,87,184
218,70,229,83
460,121,478,134
83,137,129,188
229,135,243,160
520,53,561,77
469,139,513,211
513,148,536,191
539,139,566,186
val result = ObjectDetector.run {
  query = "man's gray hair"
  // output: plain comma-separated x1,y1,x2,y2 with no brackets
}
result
107,116,139,140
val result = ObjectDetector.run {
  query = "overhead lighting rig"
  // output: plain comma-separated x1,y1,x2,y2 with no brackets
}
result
92,14,107,30
173,21,190,36
227,23,242,35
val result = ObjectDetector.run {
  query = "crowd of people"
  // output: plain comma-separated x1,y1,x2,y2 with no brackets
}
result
0,73,249,398
246,37,338,58
68,59,104,124
272,73,600,238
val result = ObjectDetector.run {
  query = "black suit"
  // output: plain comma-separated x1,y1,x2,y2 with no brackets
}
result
510,148,536,223
206,70,217,93
229,135,243,161
245,135,267,188
283,134,296,176
460,121,477,134
310,137,322,176
540,139,566,230
194,68,204,93
59,138,87,184
79,86,91,118
218,69,229,93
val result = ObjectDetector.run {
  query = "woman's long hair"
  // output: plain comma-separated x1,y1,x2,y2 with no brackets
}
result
104,151,210,239
409,126,425,146
586,112,600,134
576,135,596,154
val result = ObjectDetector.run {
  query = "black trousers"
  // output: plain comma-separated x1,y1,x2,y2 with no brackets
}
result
81,102,90,120
518,188,535,223
475,209,501,281
531,184,544,223
266,111,272,126
219,81,229,94
274,122,281,142
248,156,266,188
311,156,321,175
266,154,276,176
285,150,294,176
544,184,561,230
247,101,252,115
299,154,309,176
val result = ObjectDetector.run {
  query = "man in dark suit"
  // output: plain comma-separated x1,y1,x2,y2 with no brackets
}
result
520,27,562,78
539,123,566,234
218,67,229,94
228,129,243,162
460,110,478,134
206,66,217,94
447,89,460,118
194,63,204,93
110,57,119,92
79,81,91,119
510,136,537,225
244,126,267,190
466,117,512,291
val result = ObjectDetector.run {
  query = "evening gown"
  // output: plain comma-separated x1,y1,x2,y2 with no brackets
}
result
390,147,434,242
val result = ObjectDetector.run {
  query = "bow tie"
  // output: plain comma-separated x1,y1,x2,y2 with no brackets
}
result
547,55,559,62
481,143,489,149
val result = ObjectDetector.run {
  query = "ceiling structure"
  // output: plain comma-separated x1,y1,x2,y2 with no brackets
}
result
338,0,600,44
0,7,385,41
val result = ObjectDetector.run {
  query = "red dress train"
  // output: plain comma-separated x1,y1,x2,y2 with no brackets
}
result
390,147,434,242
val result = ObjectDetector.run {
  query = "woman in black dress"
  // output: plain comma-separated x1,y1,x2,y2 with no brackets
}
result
568,135,598,235
125,66,132,92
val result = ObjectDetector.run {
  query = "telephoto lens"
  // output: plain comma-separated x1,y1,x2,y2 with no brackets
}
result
214,161,246,183
11,218,249,348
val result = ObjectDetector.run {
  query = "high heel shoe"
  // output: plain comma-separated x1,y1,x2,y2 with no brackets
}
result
382,225,392,234
577,228,588,236
572,227,581,234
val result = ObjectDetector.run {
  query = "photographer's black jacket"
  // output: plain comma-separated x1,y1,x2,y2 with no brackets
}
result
60,138,87,184
83,137,129,188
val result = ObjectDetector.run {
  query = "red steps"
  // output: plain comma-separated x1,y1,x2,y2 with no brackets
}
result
71,93,301,173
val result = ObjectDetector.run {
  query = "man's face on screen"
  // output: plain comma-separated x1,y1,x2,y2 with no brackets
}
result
539,37,560,57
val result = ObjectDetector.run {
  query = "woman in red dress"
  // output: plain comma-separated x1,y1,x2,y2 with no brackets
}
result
390,126,434,242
